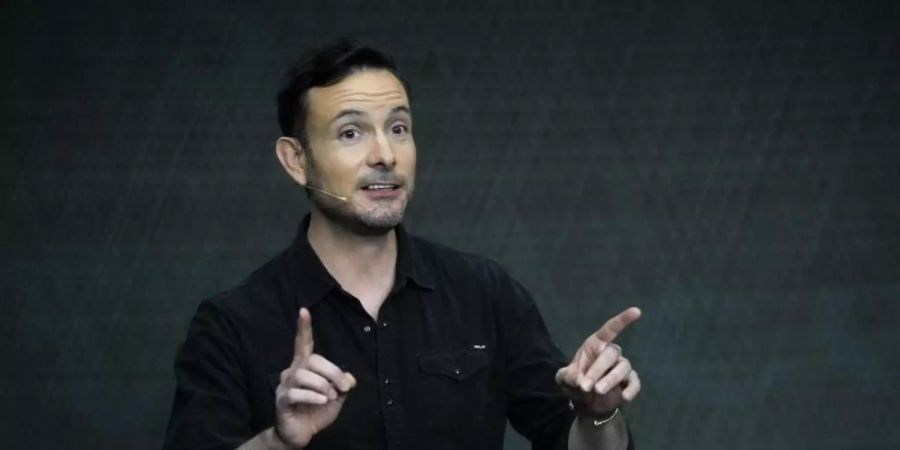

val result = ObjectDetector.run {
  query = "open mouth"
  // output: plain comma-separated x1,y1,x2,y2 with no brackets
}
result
361,183,399,191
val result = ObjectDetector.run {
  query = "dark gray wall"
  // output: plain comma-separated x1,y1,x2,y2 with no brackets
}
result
2,1,898,449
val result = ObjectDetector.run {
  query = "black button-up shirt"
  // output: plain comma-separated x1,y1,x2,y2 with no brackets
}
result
164,217,620,450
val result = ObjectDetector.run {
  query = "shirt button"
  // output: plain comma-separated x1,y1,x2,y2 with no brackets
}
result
384,377,391,385
454,368,462,375
386,399,394,406
380,321,389,328
363,325,372,333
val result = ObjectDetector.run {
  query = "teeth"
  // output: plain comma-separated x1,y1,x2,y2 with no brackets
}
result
365,184,396,190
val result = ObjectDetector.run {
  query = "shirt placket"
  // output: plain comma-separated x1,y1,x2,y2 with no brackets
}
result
374,298,403,450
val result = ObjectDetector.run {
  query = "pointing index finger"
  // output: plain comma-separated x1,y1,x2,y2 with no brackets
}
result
293,307,314,364
594,306,642,344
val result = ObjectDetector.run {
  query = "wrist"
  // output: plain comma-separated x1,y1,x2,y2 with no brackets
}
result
267,426,301,450
569,400,619,426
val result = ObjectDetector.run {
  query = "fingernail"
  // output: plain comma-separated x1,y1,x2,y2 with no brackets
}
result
596,383,608,394
580,380,591,392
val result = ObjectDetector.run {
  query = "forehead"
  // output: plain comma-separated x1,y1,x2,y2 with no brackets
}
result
306,69,409,121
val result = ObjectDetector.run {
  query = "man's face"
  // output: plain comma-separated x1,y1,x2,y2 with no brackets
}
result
302,69,416,235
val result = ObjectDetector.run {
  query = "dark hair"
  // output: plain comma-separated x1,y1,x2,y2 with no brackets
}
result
277,39,410,147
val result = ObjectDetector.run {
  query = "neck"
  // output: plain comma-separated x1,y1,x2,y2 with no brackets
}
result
306,209,397,317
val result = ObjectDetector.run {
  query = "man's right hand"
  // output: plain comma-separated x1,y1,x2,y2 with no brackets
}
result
273,307,356,448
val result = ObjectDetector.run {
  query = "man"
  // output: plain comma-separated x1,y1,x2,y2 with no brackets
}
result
164,39,641,450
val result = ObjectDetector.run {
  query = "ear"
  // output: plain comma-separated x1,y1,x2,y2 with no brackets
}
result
275,137,308,186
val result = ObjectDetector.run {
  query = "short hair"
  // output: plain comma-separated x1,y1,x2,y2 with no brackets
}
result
277,39,410,148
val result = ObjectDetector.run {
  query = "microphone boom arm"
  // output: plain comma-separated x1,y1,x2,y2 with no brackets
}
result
304,185,349,202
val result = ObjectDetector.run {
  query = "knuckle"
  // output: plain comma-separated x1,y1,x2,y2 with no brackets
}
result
282,372,299,388
312,376,329,390
601,348,615,362
308,354,332,373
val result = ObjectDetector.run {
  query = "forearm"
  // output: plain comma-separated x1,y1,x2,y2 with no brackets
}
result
237,427,296,450
568,411,629,450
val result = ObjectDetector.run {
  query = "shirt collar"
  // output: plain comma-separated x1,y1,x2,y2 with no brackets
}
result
288,215,435,308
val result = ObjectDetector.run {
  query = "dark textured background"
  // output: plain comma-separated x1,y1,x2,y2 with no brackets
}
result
2,1,898,449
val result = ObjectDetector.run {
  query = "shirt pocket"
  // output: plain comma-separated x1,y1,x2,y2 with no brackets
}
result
415,347,492,445
418,347,489,381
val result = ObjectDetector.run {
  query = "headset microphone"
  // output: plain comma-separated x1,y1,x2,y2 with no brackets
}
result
304,185,349,202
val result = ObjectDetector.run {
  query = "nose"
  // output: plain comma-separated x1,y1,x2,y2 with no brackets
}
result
366,130,396,168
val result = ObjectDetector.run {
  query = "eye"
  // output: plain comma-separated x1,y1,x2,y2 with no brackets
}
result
390,124,409,135
339,128,360,141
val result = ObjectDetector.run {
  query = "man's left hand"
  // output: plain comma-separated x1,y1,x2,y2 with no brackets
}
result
555,307,642,415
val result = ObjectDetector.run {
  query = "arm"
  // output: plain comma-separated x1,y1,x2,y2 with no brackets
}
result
568,409,630,450
495,267,639,449
263,307,356,448
164,303,354,450
557,308,642,450
237,428,291,450
496,271,578,450
240,307,356,450
164,301,254,450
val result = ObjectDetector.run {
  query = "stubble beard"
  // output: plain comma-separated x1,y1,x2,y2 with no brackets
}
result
306,164,412,237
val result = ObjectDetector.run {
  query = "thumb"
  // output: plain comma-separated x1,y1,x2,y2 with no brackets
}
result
335,373,357,402
555,365,579,387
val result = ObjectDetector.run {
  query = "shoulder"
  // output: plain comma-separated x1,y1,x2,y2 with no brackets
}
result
406,232,512,285
185,248,297,348
405,230,506,275
404,232,535,315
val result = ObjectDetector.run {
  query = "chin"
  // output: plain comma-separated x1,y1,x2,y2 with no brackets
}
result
314,196,406,237
353,210,405,235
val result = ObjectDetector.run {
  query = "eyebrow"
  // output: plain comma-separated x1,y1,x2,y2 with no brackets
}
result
390,106,411,116
330,106,411,125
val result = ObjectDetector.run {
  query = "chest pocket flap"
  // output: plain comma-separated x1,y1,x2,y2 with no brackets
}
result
418,348,489,381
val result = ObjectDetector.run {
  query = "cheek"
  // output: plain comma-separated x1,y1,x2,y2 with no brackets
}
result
402,143,417,169
321,152,368,182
